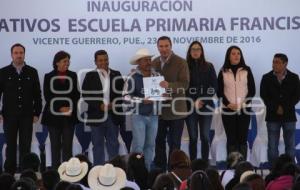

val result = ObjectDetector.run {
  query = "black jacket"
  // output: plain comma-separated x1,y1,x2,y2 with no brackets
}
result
81,69,124,126
186,61,218,111
260,70,300,122
41,70,80,126
0,64,42,117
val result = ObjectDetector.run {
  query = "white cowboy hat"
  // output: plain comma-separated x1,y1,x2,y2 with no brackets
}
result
88,164,126,190
58,157,88,183
130,48,153,65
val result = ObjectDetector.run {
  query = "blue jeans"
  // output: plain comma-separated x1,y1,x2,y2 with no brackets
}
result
267,122,296,163
131,114,158,170
186,112,212,161
90,115,119,165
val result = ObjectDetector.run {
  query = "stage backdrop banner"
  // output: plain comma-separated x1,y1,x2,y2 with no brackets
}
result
0,0,299,163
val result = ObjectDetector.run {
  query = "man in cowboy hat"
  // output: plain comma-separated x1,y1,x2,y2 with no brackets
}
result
123,48,160,170
152,36,190,171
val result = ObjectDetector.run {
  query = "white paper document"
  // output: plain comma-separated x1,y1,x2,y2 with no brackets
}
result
142,76,169,101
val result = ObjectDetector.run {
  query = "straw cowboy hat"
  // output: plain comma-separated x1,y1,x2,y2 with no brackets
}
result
58,157,88,183
130,48,153,65
88,163,126,190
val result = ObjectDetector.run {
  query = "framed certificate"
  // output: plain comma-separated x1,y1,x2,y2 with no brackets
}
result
143,76,169,101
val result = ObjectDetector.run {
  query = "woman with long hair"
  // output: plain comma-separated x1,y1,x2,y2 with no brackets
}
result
185,41,217,161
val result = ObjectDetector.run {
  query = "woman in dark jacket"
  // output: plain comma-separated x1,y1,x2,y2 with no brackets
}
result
185,41,218,161
41,51,80,169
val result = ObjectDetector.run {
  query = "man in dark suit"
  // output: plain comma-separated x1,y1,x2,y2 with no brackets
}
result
81,50,124,165
0,43,42,174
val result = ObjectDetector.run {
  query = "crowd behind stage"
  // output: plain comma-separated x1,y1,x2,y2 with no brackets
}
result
0,35,299,189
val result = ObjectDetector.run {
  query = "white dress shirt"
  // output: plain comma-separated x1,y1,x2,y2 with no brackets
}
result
97,68,110,105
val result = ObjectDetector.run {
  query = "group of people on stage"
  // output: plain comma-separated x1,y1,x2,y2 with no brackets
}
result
0,36,299,175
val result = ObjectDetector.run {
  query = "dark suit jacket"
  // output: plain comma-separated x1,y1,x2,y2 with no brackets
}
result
81,69,124,126
0,63,42,117
260,70,300,122
41,70,80,126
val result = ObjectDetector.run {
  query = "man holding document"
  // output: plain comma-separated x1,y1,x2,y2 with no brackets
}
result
152,36,190,171
123,48,161,170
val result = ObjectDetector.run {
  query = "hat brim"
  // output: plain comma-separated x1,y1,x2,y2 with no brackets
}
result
88,166,126,190
130,55,153,65
58,162,89,183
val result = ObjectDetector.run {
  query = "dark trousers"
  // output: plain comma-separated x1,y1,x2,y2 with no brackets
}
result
3,116,33,174
153,119,184,170
186,112,212,161
47,120,75,169
221,109,250,159
119,122,132,152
